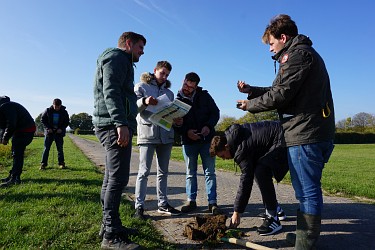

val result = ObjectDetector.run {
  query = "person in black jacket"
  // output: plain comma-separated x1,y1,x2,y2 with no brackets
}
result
236,14,335,248
175,72,221,215
210,121,289,236
40,98,69,169
0,96,36,187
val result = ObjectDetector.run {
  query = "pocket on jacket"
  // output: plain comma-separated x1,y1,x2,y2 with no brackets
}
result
137,120,158,140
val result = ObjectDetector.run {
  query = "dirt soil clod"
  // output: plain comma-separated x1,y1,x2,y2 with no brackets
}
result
183,214,227,242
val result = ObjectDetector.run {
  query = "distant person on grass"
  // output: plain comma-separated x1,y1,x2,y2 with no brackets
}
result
236,14,335,249
40,98,70,170
133,60,183,220
93,31,146,250
210,121,289,236
175,72,221,215
0,96,36,188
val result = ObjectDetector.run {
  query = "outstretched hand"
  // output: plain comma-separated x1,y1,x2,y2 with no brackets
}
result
237,80,251,93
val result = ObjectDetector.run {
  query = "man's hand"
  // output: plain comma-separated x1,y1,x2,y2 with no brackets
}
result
236,100,248,111
229,211,241,229
187,129,201,141
117,126,129,147
145,96,158,106
200,126,210,137
237,80,251,93
56,129,62,134
47,129,54,134
1,139,8,145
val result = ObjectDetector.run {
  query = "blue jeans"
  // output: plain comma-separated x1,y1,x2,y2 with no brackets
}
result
135,143,173,208
11,132,34,177
182,143,217,204
288,141,334,215
95,126,133,237
41,133,65,165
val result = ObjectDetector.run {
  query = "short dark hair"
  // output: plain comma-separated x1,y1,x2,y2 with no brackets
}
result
118,32,147,48
262,14,298,44
209,135,227,157
53,98,62,106
184,72,200,85
156,61,172,72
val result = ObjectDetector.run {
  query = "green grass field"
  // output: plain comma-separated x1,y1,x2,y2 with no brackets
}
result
0,136,175,250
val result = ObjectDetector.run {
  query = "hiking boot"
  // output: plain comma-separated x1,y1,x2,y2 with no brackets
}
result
257,216,282,236
0,176,21,188
208,203,221,215
133,206,145,220
40,163,47,170
101,235,140,250
157,204,181,216
181,201,197,213
59,163,66,169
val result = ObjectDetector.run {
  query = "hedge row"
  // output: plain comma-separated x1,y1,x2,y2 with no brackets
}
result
334,132,375,144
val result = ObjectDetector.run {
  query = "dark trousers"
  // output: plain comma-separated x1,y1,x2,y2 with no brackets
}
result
41,133,65,165
255,147,289,212
11,132,34,177
95,126,133,237
254,163,278,211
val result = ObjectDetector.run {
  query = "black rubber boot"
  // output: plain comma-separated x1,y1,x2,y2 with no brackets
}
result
286,210,321,249
295,210,321,250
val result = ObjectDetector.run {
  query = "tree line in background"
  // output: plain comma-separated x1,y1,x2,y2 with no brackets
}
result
34,111,375,137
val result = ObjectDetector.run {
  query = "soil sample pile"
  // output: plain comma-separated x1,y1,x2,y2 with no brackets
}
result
183,214,227,242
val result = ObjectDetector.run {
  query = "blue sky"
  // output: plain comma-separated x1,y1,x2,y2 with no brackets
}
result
1,0,374,123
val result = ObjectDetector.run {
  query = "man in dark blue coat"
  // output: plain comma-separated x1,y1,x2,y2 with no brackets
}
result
175,72,221,215
40,98,69,169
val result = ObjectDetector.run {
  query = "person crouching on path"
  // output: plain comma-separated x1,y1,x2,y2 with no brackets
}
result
209,121,289,236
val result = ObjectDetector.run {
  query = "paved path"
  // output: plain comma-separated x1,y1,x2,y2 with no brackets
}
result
69,134,375,249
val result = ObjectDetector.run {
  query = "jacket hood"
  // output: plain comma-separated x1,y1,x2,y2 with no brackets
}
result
140,72,171,88
0,96,10,107
225,124,250,159
273,34,312,61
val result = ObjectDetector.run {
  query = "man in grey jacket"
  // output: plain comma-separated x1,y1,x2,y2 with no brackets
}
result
93,31,146,250
237,15,335,249
133,61,182,220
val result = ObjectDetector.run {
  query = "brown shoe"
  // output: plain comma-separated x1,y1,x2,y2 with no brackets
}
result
208,203,222,215
181,201,197,213
59,163,66,169
40,163,46,170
